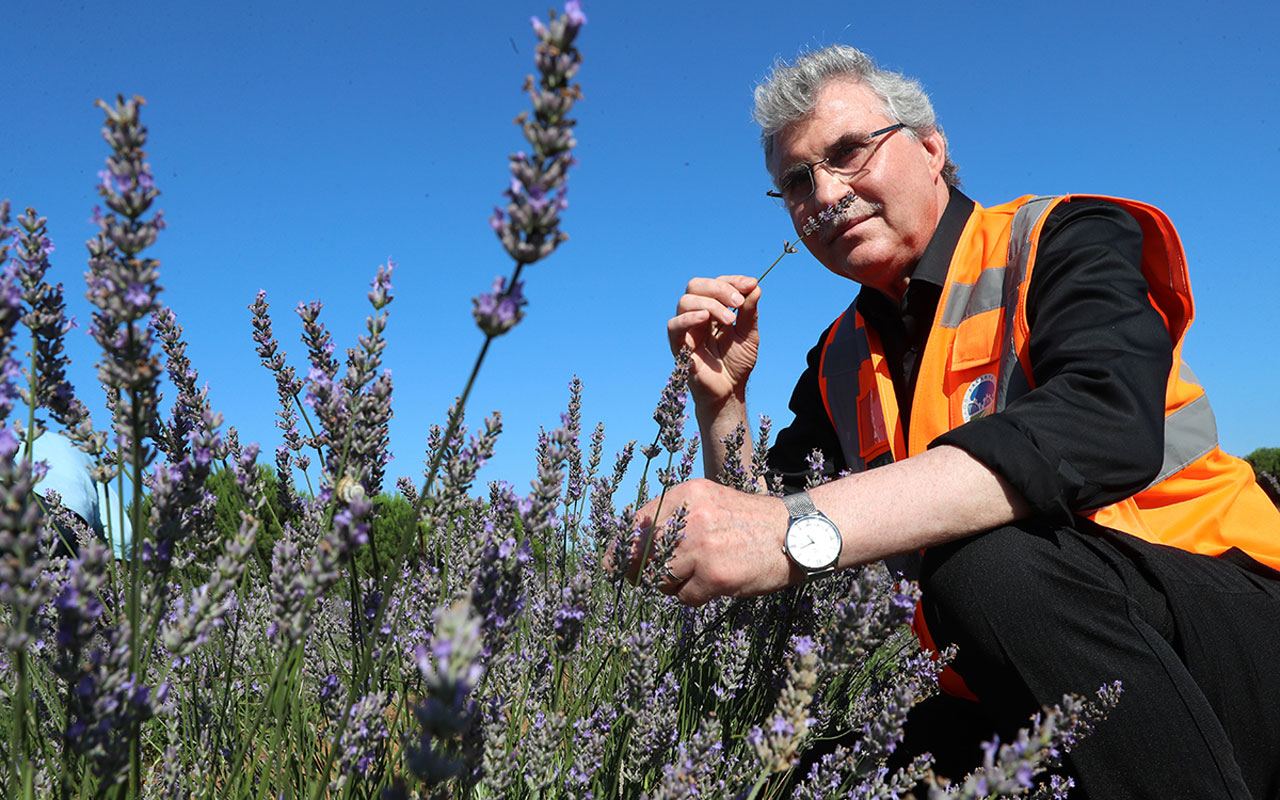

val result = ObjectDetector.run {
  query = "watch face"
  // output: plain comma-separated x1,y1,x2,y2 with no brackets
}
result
786,515,841,570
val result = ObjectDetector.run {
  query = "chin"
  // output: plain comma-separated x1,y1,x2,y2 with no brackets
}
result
831,253,898,291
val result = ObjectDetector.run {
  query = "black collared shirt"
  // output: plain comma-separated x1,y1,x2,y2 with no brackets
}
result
854,189,975,441
767,188,1171,521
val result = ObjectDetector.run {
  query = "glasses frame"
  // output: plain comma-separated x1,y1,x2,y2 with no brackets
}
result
766,122,907,209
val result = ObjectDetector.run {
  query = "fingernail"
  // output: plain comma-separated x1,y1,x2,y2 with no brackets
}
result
730,292,744,306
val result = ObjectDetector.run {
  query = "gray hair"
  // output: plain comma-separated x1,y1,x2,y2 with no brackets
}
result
753,45,960,188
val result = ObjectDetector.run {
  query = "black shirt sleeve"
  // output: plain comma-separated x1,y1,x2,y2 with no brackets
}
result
766,322,846,491
932,199,1171,519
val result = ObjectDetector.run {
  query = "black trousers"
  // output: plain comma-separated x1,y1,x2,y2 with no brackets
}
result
900,519,1280,799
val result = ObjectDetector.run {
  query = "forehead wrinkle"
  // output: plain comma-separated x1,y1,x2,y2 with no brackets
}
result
770,81,884,181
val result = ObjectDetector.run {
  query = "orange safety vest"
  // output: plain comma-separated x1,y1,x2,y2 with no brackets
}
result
816,194,1280,697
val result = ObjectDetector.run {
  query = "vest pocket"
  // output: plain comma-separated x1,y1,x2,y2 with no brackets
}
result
949,307,1002,370
946,311,1004,428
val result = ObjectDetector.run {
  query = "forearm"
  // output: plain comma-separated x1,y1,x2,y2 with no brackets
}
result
640,444,1032,607
694,391,756,480
809,444,1030,567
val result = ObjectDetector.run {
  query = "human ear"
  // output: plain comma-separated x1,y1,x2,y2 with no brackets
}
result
920,129,948,179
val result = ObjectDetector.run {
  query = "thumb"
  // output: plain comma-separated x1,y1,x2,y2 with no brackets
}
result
735,284,762,336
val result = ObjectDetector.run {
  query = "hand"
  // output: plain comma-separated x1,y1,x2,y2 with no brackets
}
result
667,275,761,411
631,478,797,606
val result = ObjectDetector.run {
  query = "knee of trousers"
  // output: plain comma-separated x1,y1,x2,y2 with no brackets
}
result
917,522,1109,661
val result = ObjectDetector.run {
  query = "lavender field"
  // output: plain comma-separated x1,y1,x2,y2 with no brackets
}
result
0,4,1124,798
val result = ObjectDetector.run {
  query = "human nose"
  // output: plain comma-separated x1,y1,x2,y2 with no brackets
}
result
809,160,855,207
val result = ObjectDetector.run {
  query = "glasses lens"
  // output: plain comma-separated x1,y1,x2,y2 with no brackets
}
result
778,169,814,209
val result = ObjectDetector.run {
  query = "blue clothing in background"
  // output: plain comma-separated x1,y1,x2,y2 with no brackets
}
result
28,432,133,558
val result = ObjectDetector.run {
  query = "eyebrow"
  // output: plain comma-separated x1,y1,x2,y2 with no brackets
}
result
826,130,871,154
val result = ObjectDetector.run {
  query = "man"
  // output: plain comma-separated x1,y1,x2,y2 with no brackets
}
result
641,44,1280,797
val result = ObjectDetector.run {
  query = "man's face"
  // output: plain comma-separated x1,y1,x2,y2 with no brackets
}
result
770,79,950,299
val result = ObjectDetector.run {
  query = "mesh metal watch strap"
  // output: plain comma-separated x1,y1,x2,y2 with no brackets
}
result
783,490,818,518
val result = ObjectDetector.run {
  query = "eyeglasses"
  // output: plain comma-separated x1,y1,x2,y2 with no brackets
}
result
767,123,906,209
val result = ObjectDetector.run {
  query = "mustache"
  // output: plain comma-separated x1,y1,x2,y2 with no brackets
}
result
801,192,882,238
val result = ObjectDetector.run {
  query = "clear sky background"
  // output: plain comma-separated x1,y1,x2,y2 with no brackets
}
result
4,0,1278,501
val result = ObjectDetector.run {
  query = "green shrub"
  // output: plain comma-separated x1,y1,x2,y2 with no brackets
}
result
1244,447,1280,478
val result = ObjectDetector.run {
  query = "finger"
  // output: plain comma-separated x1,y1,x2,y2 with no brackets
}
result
625,526,654,584
674,292,738,326
734,283,763,335
675,290,739,327
667,310,710,354
684,277,751,315
675,580,714,607
627,497,663,583
656,561,689,595
714,275,759,298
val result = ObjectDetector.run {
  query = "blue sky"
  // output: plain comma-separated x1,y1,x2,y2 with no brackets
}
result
5,0,1278,499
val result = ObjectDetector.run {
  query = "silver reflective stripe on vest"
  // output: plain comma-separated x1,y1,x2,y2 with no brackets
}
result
1145,388,1220,490
822,301,868,471
994,196,1059,411
1179,360,1202,388
939,265,1007,328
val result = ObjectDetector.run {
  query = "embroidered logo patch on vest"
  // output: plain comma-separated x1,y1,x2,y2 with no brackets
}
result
962,374,996,422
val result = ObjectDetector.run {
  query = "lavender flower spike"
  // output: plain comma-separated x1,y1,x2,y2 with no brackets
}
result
406,600,486,787
472,275,526,338
491,1,584,267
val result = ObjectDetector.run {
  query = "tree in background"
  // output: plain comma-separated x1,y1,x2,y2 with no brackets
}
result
1245,448,1280,507
1245,447,1280,477
205,465,415,575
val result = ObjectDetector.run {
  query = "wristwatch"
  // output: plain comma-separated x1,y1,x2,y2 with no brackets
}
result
782,490,842,578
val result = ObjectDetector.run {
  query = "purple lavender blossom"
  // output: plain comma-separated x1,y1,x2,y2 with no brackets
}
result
407,601,486,787
333,493,372,549
470,521,531,655
523,419,574,540
60,622,173,784
804,447,827,489
295,299,338,378
564,0,587,26
249,290,306,514
11,208,94,437
159,516,256,658
84,95,165,496
717,422,752,492
0,446,53,652
0,203,22,424
552,567,591,655
800,191,858,238
481,0,584,357
750,637,819,774
51,541,107,659
330,690,391,792
653,347,691,455
471,275,526,338
934,682,1123,799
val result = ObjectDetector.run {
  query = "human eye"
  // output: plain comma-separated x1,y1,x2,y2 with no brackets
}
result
779,168,812,202
828,140,867,171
